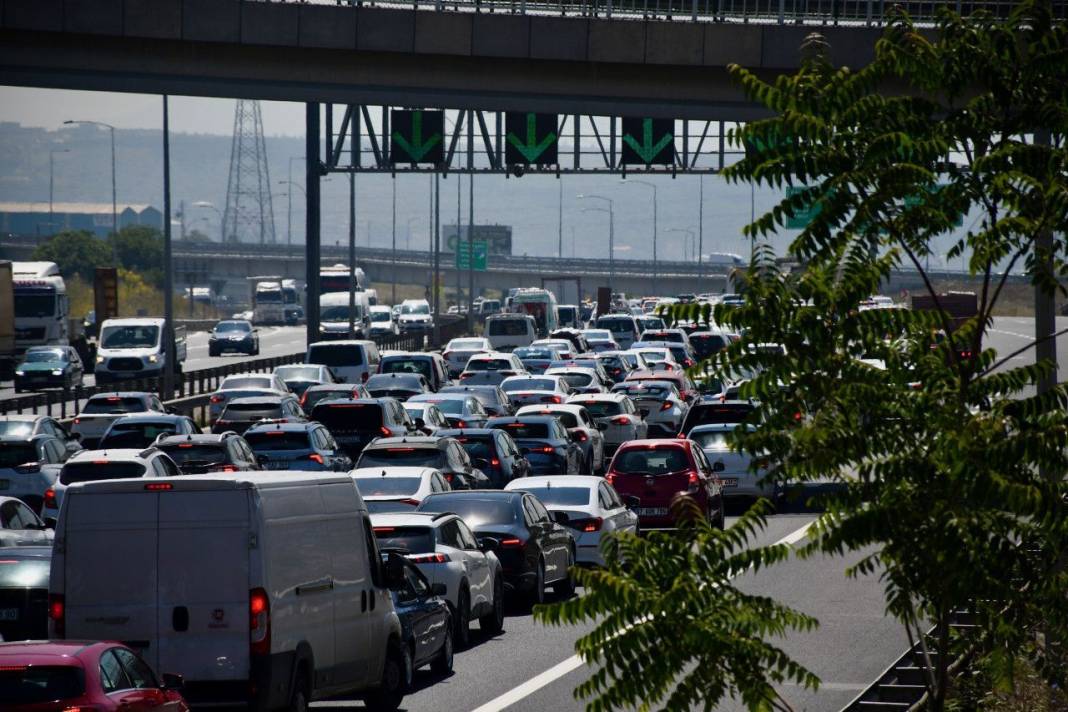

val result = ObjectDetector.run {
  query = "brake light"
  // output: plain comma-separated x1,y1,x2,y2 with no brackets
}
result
539,446,555,454
572,517,603,533
299,393,308,407
303,453,323,465
660,401,673,411
220,465,238,473
574,431,588,442
605,472,616,485
43,488,56,510
178,443,194,448
490,458,501,467
399,498,421,506
106,397,120,402
373,526,395,533
250,588,270,655
145,483,173,491
409,553,451,564
380,426,391,437
444,473,454,482
460,373,472,380
73,418,81,425
611,416,629,425
49,594,65,637
455,420,467,428
500,538,523,547
210,394,225,404
388,448,415,452
543,396,562,404
688,471,700,490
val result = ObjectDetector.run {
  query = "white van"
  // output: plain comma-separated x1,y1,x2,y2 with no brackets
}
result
49,472,408,711
484,314,536,352
95,317,188,384
319,291,372,340
306,339,381,384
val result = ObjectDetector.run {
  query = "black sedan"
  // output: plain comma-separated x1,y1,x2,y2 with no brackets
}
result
208,319,259,356
385,555,454,687
366,372,432,401
485,415,582,476
438,427,532,488
0,546,51,641
416,490,575,606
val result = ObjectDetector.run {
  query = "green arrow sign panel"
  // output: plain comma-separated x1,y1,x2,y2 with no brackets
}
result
390,110,444,165
505,112,558,166
621,117,674,166
456,240,488,271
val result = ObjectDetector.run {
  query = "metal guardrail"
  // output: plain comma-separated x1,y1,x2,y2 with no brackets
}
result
268,0,1063,26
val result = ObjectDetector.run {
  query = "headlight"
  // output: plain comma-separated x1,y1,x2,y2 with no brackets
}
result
52,369,63,376
14,370,24,376
95,356,104,364
319,325,326,332
147,354,159,364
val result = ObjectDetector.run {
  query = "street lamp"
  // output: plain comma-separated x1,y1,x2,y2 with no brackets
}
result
191,201,222,241
667,227,697,262
48,149,70,234
620,179,658,281
64,120,117,236
279,180,307,252
578,194,615,290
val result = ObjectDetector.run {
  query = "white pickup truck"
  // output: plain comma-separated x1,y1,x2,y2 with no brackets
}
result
94,317,187,385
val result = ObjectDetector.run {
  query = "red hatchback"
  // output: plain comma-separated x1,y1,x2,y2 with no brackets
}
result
605,439,725,532
0,640,189,712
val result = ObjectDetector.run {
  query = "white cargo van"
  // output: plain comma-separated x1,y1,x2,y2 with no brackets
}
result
95,317,188,384
50,472,408,711
306,339,381,384
484,314,536,352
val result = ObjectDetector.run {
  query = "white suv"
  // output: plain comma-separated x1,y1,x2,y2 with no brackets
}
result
44,448,181,517
371,511,504,647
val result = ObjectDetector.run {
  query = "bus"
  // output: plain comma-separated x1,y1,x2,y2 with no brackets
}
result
512,288,558,339
13,261,70,351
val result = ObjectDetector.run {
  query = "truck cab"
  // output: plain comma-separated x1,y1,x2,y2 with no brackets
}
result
13,261,70,353
94,317,188,384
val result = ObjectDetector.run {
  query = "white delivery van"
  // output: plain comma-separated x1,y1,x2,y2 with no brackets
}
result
306,339,381,384
50,472,408,711
484,314,537,352
95,317,188,384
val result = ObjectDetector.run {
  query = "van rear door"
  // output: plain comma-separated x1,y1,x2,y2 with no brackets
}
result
157,488,251,684
63,490,162,670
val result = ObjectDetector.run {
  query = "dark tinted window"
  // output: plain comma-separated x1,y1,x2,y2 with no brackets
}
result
519,487,592,506
689,333,730,359
553,372,593,388
465,359,513,372
245,431,312,451
366,500,419,513
60,461,146,485
0,443,38,468
488,319,530,336
577,400,622,418
358,448,444,469
501,379,557,393
354,476,423,496
493,422,549,439
684,403,754,430
612,447,691,475
312,403,382,432
0,666,85,703
417,495,518,527
372,525,435,554
415,398,464,415
453,435,496,461
158,444,228,467
101,422,180,448
82,397,146,415
221,404,281,420
307,344,364,367
303,388,355,411
380,359,432,380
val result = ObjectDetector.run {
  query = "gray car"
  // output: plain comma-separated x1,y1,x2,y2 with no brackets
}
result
688,423,776,500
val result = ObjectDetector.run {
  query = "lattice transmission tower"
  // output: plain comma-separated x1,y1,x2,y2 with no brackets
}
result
221,100,276,244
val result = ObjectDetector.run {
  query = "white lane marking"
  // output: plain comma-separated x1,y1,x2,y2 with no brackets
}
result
988,328,1034,341
468,518,816,712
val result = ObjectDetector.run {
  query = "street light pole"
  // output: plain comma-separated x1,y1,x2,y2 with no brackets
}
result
64,120,116,236
348,173,357,338
698,174,704,277
433,173,441,346
391,178,397,306
577,194,615,290
621,179,657,282
48,149,69,234
162,96,175,400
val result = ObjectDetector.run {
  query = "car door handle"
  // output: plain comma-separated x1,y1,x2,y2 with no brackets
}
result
361,590,367,612
296,578,334,596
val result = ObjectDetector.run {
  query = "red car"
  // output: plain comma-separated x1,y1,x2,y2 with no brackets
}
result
605,439,725,532
0,640,189,712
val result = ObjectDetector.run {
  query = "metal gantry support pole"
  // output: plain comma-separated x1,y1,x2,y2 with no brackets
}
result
432,173,441,346
391,178,397,306
348,173,357,338
305,103,322,345
698,173,704,277
161,96,175,400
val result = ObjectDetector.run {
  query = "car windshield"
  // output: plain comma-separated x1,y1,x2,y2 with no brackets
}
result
321,305,364,321
380,359,432,379
0,421,34,438
60,461,146,485
246,431,312,450
358,449,444,469
82,396,147,414
23,349,65,363
418,496,517,526
488,319,530,336
690,430,733,449
308,345,364,367
465,359,512,372
215,321,250,333
222,376,273,390
401,303,430,315
159,444,229,467
102,422,180,448
372,525,435,554
613,447,691,475
448,339,486,350
100,325,160,349
0,443,38,468
13,294,55,318
517,486,591,506
370,311,392,322
353,476,423,496
0,665,85,704
275,366,322,381
578,400,622,418
495,422,549,439
501,379,556,393
312,403,382,432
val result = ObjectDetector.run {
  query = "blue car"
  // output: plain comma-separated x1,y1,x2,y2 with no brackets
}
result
244,421,353,471
384,554,454,687
485,415,582,475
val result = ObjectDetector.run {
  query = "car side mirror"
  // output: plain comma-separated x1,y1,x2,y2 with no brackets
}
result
430,582,447,597
472,457,491,471
479,536,500,553
414,417,426,430
595,422,607,431
712,461,726,473
383,551,406,589
161,673,184,691
551,510,570,526
43,517,57,529
70,431,83,441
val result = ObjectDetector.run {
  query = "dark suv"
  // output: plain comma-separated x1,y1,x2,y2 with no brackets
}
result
154,432,262,474
311,398,417,458
437,428,531,488
209,319,259,356
211,395,305,435
355,436,491,489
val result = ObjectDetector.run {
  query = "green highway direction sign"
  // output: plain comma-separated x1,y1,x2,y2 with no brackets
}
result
456,240,489,271
506,112,558,166
390,110,444,165
621,117,674,166
785,185,963,230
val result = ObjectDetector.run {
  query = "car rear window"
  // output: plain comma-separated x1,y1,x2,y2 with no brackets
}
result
158,444,227,467
221,376,273,390
372,525,435,554
417,398,464,415
307,344,364,367
685,403,754,430
0,443,38,468
488,319,530,336
553,372,593,388
380,359,432,380
245,431,312,451
366,501,419,514
577,400,622,418
61,461,147,485
495,422,549,439
417,496,517,526
358,448,444,470
690,430,733,449
221,404,281,420
101,422,180,448
501,379,556,393
0,421,33,438
465,359,512,372
354,476,423,496
82,396,146,414
312,403,382,432
517,486,591,507
275,366,322,381
302,389,354,411
690,333,730,359
0,555,49,587
453,436,496,461
596,317,635,334
0,665,85,704
613,447,692,475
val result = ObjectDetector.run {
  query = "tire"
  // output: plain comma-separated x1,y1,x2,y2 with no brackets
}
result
252,344,260,356
364,641,405,712
528,559,546,607
209,346,218,358
553,549,577,598
431,621,455,675
479,575,505,635
288,666,310,712
454,587,471,648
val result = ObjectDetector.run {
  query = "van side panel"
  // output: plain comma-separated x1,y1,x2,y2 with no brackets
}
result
324,482,372,688
157,490,252,685
62,491,161,672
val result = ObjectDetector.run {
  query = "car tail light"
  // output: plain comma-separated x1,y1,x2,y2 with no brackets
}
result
687,471,701,492
500,538,524,547
373,526,395,533
500,370,516,377
72,418,81,425
490,458,501,467
573,430,588,442
308,454,325,464
399,498,421,506
380,426,391,437
543,396,562,404
49,594,64,637
571,516,603,533
611,416,630,425
145,483,173,491
210,394,225,404
460,373,472,380
444,473,454,483
409,552,450,564
217,465,238,473
43,488,57,510
605,472,616,485
250,588,270,655
676,433,686,439
539,446,555,454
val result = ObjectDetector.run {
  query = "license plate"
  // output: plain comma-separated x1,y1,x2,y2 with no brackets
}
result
720,478,738,487
637,507,668,517
0,479,8,490
265,461,289,470
0,608,19,621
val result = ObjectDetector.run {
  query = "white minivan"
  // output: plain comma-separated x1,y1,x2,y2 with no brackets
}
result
484,314,536,352
306,339,382,384
49,472,409,711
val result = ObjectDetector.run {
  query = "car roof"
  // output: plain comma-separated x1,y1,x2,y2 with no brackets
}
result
156,433,234,445
469,351,516,359
424,489,521,500
365,436,443,448
352,466,439,478
225,395,288,405
517,403,585,415
0,640,107,661
68,448,154,462
0,415,42,422
306,383,357,391
408,393,469,402
245,421,319,433
617,438,692,450
487,415,558,425
437,428,496,438
308,339,376,347
86,391,150,400
545,366,598,375
382,352,435,360
107,413,188,424
506,474,603,489
568,392,628,402
370,512,443,528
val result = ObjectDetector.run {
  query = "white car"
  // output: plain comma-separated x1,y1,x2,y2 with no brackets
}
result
442,337,493,376
505,475,638,566
631,346,680,372
566,393,647,456
0,495,54,547
545,366,608,395
611,379,690,438
44,448,183,518
689,423,776,500
403,402,452,436
371,511,505,647
351,466,452,513
516,403,606,474
208,372,289,422
530,339,576,360
398,299,434,333
70,392,168,449
368,305,400,338
499,374,573,409
459,352,527,385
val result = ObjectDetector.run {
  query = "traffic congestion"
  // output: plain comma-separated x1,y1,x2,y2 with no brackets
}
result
0,282,767,712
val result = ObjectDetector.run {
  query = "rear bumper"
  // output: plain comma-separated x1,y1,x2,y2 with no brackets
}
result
181,652,296,710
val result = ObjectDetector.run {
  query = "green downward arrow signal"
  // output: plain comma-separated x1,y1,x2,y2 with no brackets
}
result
623,118,673,164
393,112,442,162
506,113,557,163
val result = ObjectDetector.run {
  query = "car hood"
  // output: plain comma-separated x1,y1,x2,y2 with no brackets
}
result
98,346,160,357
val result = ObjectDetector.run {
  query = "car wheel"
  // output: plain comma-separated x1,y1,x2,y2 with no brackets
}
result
209,346,218,357
479,575,505,635
553,548,577,598
364,640,405,712
528,558,546,608
288,665,310,712
454,587,471,649
431,621,455,675
253,344,260,356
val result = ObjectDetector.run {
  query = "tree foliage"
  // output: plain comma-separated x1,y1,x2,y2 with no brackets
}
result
31,229,115,282
534,499,819,712
109,225,164,286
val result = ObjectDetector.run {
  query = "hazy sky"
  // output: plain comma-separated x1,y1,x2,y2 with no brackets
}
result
0,87,305,136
